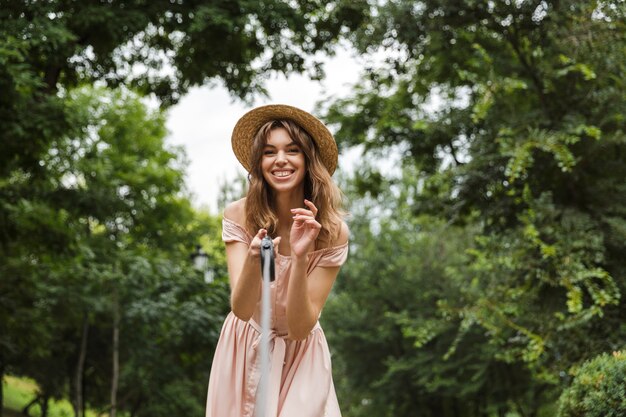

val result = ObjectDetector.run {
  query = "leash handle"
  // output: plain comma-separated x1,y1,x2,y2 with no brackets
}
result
260,236,275,282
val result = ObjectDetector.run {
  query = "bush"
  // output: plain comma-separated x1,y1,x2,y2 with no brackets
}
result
557,350,626,417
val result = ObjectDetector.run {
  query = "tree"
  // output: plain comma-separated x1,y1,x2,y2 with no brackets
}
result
0,0,368,177
325,169,555,417
1,1,369,413
322,0,626,414
0,86,230,416
217,172,248,212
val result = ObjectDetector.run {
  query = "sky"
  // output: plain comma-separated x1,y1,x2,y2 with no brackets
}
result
164,45,364,213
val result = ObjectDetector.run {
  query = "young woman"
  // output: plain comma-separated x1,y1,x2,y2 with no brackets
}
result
206,104,349,417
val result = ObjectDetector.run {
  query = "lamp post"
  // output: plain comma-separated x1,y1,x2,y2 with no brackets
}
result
191,244,213,283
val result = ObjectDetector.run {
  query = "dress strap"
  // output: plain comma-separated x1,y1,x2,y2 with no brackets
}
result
222,217,252,245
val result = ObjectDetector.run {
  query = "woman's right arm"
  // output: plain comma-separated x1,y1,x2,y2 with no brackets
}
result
226,237,261,321
224,202,280,321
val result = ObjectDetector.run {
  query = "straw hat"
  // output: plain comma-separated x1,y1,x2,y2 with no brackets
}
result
231,104,338,175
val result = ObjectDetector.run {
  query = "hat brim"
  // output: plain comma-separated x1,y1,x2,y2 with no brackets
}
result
231,104,338,175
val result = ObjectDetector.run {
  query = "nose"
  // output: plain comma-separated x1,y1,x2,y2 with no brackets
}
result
275,150,287,165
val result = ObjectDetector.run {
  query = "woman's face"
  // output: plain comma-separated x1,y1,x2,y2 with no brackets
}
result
261,127,306,193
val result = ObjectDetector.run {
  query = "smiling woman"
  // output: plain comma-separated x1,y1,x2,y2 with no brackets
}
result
164,44,364,212
235,105,344,249
205,104,349,417
260,124,307,196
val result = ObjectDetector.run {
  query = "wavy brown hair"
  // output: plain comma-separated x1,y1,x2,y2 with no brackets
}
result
244,119,344,248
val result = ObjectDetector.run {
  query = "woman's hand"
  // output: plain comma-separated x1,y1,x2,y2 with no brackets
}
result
249,228,281,259
290,199,321,258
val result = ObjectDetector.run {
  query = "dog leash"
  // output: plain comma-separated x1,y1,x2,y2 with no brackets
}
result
256,235,275,417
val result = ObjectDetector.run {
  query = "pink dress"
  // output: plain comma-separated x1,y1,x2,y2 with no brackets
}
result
206,218,348,417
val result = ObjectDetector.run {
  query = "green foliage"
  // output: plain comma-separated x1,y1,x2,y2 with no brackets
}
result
0,0,370,235
447,187,620,375
0,86,230,416
326,170,556,417
557,351,626,417
2,376,92,417
0,1,370,415
2,376,36,413
217,172,248,212
322,0,626,415
0,0,368,104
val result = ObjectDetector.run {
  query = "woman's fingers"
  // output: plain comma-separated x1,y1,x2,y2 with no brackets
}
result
248,228,267,258
292,214,315,221
303,199,318,216
301,220,321,242
293,217,320,226
251,228,267,248
291,199,319,217
252,229,267,242
272,236,282,251
290,208,311,217
303,219,321,229
272,236,281,256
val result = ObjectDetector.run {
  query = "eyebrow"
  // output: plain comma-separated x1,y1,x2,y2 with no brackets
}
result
263,142,298,148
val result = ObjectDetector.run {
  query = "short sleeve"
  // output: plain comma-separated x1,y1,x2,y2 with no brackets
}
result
308,242,349,271
222,217,252,245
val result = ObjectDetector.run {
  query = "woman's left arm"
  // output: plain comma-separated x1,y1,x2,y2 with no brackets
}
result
286,259,342,340
286,200,348,340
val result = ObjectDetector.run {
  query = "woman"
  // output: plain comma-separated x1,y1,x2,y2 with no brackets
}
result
206,104,349,417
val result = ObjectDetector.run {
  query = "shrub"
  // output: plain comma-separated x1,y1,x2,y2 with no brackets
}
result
557,350,626,417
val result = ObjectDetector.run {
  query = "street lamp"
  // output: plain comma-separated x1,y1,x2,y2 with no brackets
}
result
191,244,213,283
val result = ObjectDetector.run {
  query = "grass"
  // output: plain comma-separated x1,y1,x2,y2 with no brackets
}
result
2,375,101,417
3,375,38,412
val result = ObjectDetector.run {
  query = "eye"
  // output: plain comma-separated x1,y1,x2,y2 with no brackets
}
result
287,147,300,154
263,149,275,155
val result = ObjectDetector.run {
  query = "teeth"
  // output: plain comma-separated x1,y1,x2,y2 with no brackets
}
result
273,171,293,177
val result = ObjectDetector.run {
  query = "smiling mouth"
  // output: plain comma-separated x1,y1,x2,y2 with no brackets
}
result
272,170,295,178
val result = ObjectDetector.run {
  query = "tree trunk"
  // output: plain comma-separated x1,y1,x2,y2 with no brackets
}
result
41,395,49,417
1,362,4,417
129,396,143,417
110,293,120,417
73,314,89,417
